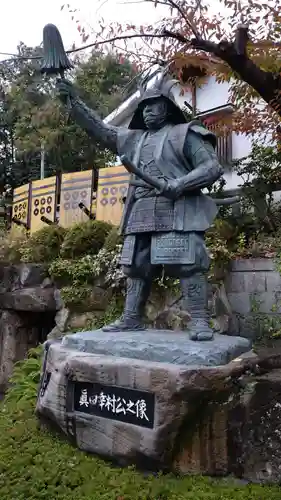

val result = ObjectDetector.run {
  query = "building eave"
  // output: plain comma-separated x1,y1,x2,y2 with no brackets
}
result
103,90,141,126
103,64,164,126
103,62,234,127
196,104,235,119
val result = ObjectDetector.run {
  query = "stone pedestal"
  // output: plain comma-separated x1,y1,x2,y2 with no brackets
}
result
36,329,252,476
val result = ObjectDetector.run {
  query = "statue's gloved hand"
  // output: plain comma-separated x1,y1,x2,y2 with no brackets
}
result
56,78,77,105
156,178,182,200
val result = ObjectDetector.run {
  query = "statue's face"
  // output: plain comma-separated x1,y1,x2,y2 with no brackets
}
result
142,98,168,130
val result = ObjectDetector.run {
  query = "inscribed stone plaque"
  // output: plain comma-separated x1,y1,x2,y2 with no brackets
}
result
151,232,195,265
73,381,155,429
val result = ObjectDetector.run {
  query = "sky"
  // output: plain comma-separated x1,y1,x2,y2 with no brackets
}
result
0,0,166,57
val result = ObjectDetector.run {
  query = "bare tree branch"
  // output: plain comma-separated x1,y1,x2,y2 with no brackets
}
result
234,25,249,56
190,36,281,111
154,0,200,38
160,27,281,116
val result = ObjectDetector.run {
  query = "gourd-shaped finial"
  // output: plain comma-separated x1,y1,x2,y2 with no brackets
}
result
41,23,73,77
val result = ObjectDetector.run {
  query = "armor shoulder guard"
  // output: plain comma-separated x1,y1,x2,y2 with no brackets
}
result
187,120,217,148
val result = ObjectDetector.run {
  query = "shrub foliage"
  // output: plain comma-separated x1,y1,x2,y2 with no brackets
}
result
60,220,112,259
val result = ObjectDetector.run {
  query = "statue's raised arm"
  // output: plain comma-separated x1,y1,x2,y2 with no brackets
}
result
57,79,118,154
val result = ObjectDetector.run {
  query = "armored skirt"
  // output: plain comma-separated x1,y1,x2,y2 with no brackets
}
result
119,195,210,279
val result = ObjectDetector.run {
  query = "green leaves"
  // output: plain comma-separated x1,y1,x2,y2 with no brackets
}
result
0,44,136,187
66,0,281,134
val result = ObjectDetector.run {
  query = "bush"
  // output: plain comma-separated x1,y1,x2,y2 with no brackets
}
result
60,284,94,309
0,226,28,264
103,226,124,252
60,220,112,259
49,256,96,286
20,225,66,263
4,345,42,410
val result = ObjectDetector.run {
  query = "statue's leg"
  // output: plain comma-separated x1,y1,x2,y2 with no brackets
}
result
102,276,152,332
180,272,213,341
173,232,214,341
102,234,155,332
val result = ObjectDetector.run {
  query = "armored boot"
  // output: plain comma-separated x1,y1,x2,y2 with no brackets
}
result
102,277,151,332
180,273,214,341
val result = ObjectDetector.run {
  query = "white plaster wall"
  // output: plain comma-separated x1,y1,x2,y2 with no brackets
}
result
168,76,231,113
157,78,256,162
170,83,192,110
232,133,252,160
196,76,230,112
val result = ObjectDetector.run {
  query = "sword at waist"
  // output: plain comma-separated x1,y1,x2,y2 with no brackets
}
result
121,154,241,206
120,154,164,191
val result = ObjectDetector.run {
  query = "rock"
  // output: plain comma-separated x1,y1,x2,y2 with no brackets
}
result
47,307,70,340
54,307,70,332
36,332,251,478
153,307,191,330
0,265,18,293
68,312,102,331
0,311,23,388
47,325,63,341
86,286,113,312
53,288,64,311
146,287,181,322
212,315,230,334
15,264,48,289
0,263,48,292
228,370,281,483
61,329,250,366
0,287,57,312
37,332,281,481
0,308,56,389
47,308,71,340
212,284,233,334
41,277,54,289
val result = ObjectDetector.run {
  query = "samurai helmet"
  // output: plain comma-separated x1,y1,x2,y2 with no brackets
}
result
128,73,190,130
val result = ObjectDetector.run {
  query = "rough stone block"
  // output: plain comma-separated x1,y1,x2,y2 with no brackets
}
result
61,330,251,366
244,272,266,293
231,259,275,273
54,307,70,331
228,370,281,483
36,330,251,476
0,287,57,312
227,292,251,314
15,264,48,289
0,264,48,293
224,272,245,293
237,315,260,340
266,272,281,292
78,286,113,312
0,310,23,388
251,292,277,314
152,307,191,330
227,314,240,336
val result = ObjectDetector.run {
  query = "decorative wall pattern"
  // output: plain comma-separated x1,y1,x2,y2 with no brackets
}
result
12,183,31,228
96,165,130,226
30,177,58,234
60,170,94,228
11,165,130,233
